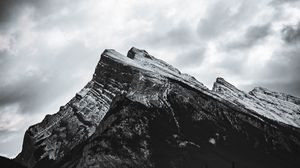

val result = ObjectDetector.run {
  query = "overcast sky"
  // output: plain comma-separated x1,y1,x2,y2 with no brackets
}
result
1,0,300,158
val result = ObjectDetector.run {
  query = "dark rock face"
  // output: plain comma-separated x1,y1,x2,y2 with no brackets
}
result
0,156,26,168
15,50,133,168
15,48,300,168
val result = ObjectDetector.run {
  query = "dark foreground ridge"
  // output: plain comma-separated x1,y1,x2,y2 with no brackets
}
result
6,47,300,168
0,156,26,168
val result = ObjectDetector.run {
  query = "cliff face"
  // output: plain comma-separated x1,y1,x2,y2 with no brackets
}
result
15,48,300,168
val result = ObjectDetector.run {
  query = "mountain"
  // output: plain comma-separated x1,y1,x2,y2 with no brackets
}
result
0,156,26,168
13,47,300,168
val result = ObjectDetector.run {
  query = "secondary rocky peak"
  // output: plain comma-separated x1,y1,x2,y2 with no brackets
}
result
212,77,242,96
214,77,235,89
99,48,125,62
250,87,300,105
127,47,152,59
103,48,117,54
251,86,269,93
213,78,300,128
216,77,226,83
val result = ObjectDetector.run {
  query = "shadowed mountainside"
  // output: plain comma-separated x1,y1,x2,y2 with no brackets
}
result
11,47,300,168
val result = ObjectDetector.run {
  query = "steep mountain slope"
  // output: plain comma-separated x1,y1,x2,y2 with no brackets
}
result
14,47,209,167
47,77,300,168
15,47,300,168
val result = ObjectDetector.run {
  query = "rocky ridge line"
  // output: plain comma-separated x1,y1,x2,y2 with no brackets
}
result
14,47,300,168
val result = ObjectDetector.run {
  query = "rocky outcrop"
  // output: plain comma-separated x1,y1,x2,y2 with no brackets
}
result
15,48,300,168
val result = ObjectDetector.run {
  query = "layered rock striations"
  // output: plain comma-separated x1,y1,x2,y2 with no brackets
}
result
14,47,300,168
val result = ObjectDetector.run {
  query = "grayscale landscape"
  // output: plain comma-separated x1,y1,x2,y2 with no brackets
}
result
0,0,300,168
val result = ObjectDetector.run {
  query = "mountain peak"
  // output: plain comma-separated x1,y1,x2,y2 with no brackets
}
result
251,86,269,93
212,77,241,94
97,47,207,91
215,77,233,86
215,77,235,87
127,47,152,59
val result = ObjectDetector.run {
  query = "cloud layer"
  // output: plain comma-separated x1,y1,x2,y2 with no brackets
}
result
0,0,300,157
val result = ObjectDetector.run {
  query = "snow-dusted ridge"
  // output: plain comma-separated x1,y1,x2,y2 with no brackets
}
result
103,49,300,128
213,77,300,128
101,47,207,90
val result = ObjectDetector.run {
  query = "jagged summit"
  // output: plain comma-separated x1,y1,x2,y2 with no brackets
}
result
127,47,152,59
251,86,270,93
215,77,229,84
98,47,207,91
14,48,300,168
213,77,242,93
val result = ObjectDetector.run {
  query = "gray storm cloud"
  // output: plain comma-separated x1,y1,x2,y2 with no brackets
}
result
0,0,300,157
282,22,300,44
226,23,272,50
